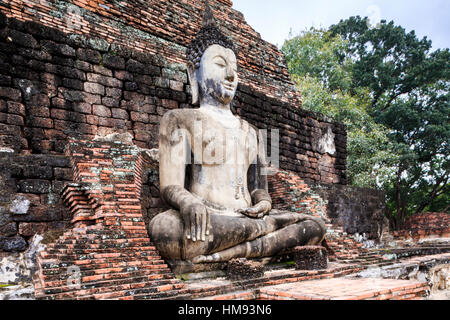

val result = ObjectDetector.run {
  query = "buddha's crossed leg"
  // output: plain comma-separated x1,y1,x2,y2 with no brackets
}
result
149,209,326,263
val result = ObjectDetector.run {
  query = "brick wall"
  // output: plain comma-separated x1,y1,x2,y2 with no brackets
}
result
0,0,300,104
0,148,166,254
0,6,347,181
308,183,386,239
394,212,450,240
0,153,71,253
0,1,349,255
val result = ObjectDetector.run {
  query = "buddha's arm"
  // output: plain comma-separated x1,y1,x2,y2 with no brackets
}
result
159,112,210,241
238,129,272,218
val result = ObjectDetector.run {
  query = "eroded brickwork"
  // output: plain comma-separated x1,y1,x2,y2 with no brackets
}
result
0,0,298,104
0,2,347,184
394,212,450,241
308,183,386,239
0,3,349,254
0,153,71,254
32,139,186,300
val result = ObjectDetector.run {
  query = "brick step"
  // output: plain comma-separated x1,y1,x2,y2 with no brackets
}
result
47,237,152,245
38,252,163,264
345,257,384,263
94,288,189,301
38,263,172,281
37,265,174,283
40,250,160,260
50,232,150,243
36,282,186,300
38,257,168,273
39,251,161,262
38,275,179,293
48,241,153,250
41,245,158,256
37,271,175,288
131,291,192,301
39,273,173,289
198,290,255,300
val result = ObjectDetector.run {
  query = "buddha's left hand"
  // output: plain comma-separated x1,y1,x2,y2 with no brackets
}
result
236,200,271,219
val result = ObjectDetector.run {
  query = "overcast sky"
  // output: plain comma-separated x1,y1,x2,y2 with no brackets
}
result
232,0,450,51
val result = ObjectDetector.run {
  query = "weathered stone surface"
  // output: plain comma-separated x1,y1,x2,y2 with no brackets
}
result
18,180,51,194
309,183,386,238
0,222,17,237
84,82,105,95
9,195,31,215
0,87,21,101
7,29,38,48
23,165,53,180
76,48,101,63
0,207,10,226
0,234,44,282
0,236,27,252
18,222,59,237
103,54,125,69
12,206,65,222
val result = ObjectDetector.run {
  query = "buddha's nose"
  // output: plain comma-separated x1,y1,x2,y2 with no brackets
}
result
225,66,235,82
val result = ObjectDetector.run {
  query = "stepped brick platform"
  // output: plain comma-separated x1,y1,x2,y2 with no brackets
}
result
186,262,365,299
194,252,450,300
258,278,429,300
33,139,187,300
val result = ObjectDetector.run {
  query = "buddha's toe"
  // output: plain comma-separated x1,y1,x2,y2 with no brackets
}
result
192,255,207,264
192,253,221,264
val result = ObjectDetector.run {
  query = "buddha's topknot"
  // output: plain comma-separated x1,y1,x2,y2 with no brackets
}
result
186,0,236,69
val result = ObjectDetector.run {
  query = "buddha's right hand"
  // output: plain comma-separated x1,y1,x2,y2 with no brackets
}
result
180,202,210,242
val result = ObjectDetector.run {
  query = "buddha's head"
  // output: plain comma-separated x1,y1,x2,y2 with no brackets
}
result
186,1,238,106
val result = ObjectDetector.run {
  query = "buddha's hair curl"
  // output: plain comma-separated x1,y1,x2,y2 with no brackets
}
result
186,2,237,69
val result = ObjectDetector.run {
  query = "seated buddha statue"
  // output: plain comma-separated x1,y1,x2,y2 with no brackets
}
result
149,2,326,265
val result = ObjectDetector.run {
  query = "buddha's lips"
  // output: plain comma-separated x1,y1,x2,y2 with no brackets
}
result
222,82,235,90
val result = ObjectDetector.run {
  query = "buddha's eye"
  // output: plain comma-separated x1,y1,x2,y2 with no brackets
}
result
213,57,227,68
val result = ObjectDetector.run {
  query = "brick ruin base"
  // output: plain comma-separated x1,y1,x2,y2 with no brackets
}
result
32,139,186,300
227,259,265,281
293,246,328,270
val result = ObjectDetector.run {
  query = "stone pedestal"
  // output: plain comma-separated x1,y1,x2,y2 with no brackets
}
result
293,246,328,270
227,258,264,280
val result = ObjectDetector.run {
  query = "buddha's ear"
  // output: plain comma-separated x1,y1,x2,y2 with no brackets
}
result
187,62,199,105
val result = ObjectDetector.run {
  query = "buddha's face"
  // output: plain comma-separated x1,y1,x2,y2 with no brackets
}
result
196,44,238,105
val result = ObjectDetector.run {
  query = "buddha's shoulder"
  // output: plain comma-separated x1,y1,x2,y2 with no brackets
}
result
161,108,205,123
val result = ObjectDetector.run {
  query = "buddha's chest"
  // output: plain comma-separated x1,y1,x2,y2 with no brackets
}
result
191,124,257,167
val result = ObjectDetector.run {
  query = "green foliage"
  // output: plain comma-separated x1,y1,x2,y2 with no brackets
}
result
282,28,353,92
283,19,449,229
283,30,397,188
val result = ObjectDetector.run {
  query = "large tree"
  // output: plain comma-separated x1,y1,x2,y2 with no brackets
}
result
283,18,449,229
329,16,449,229
282,29,397,189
